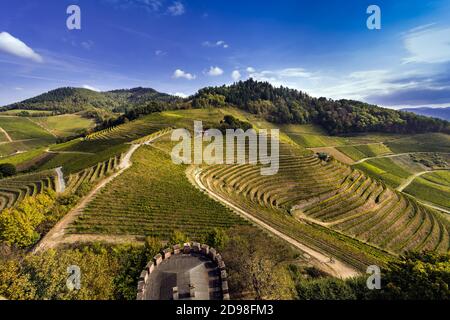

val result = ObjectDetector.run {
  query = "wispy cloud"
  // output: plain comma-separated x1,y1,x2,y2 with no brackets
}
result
172,69,195,80
103,0,163,13
202,40,229,48
249,67,314,84
81,40,94,50
155,49,166,56
167,1,185,16
403,25,450,64
0,32,43,63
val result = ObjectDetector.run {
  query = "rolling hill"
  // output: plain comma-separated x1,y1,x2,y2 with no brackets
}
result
1,87,180,114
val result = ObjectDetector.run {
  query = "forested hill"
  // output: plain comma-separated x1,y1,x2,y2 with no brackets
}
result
2,87,180,114
191,79,450,135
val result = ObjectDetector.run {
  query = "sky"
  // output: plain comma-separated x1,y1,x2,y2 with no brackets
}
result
0,0,450,108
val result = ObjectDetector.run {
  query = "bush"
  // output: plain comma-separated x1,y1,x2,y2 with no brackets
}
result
0,164,16,178
204,228,228,250
168,230,189,246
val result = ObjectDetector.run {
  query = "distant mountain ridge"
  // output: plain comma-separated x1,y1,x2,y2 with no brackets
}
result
401,107,450,121
1,87,179,114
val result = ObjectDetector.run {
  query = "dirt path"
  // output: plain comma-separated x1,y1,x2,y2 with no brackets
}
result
190,167,360,279
27,117,58,138
44,148,94,155
33,130,172,253
353,152,450,165
33,144,141,253
396,169,450,192
418,200,450,214
57,234,145,246
0,127,13,142
55,167,66,193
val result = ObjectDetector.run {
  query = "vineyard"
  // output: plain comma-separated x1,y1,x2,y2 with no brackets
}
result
65,154,124,193
69,145,247,239
197,140,450,270
0,170,58,211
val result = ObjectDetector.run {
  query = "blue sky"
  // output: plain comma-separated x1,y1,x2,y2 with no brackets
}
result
0,0,450,108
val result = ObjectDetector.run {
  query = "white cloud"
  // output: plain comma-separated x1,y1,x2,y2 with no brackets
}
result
206,66,224,76
0,32,43,63
249,68,314,84
173,69,196,80
167,1,185,16
246,67,256,73
82,85,100,92
231,70,241,81
403,25,450,64
202,40,229,48
173,92,188,98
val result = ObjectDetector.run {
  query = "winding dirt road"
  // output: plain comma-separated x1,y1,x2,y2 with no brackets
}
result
33,130,171,253
190,167,360,279
397,169,450,192
32,145,139,253
0,127,13,142
55,167,66,193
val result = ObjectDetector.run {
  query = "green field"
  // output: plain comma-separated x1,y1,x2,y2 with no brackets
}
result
422,171,450,187
30,114,96,137
337,143,392,161
386,133,450,153
70,145,247,239
281,124,404,149
404,171,450,210
353,157,413,188
0,116,55,157
0,109,54,116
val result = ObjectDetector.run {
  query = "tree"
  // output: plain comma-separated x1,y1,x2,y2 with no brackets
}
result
0,164,16,178
168,230,189,245
0,192,55,247
205,228,228,250
377,251,450,300
222,226,297,300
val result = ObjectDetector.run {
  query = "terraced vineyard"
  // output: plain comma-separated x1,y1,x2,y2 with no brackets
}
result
0,170,59,210
197,141,450,270
85,118,170,142
69,146,246,238
65,154,124,193
198,142,394,271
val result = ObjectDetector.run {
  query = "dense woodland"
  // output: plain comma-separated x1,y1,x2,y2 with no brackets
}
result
2,87,180,114
192,79,450,135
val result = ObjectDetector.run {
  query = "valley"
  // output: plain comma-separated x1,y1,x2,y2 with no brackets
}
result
0,82,449,300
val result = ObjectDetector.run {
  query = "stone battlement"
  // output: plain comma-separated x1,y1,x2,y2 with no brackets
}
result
136,242,230,300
